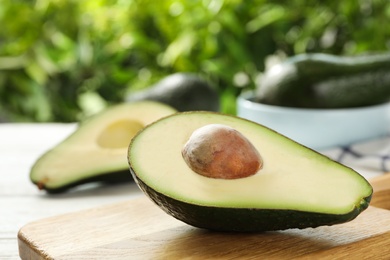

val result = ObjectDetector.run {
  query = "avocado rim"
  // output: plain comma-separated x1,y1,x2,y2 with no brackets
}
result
129,167,372,232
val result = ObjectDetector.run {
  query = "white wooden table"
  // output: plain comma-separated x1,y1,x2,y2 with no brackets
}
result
1,123,386,259
0,124,143,259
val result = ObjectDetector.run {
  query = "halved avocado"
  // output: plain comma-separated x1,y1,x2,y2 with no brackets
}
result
30,101,176,193
128,112,372,232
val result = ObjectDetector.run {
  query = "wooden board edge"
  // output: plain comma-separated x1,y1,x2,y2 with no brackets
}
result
18,229,51,260
295,231,390,259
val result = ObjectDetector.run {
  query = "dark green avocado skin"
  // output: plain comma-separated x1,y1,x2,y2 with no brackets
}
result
256,52,390,108
126,73,220,112
130,167,372,232
35,169,132,194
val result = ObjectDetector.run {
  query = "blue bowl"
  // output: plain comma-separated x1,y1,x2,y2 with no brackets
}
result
237,92,390,150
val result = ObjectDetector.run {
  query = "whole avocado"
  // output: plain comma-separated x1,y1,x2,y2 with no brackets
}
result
256,52,390,108
126,73,220,112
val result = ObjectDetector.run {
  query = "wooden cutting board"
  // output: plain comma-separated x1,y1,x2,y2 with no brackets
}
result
18,175,390,259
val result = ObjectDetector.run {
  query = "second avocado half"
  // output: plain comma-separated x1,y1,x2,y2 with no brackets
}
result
30,101,176,193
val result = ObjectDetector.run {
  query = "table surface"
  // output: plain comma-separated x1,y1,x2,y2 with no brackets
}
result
1,123,144,259
0,123,385,259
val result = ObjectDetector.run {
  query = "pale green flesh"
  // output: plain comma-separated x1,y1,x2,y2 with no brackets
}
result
31,101,176,189
130,112,372,214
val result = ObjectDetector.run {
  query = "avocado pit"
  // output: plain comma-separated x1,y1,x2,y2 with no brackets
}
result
181,124,262,179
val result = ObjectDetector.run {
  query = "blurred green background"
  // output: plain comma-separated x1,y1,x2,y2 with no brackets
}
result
1,0,389,122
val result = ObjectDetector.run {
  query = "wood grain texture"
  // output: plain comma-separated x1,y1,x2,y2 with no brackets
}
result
370,174,390,211
18,193,390,259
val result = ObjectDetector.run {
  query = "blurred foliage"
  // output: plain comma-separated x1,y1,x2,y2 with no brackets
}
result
0,0,389,122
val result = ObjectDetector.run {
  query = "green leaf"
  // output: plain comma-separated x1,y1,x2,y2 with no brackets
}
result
159,31,197,67
246,5,286,33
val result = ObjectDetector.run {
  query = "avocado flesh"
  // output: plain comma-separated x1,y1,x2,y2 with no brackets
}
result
128,112,372,232
30,101,176,193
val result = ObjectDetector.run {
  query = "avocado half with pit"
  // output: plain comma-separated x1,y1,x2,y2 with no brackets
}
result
30,101,176,193
128,112,372,232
